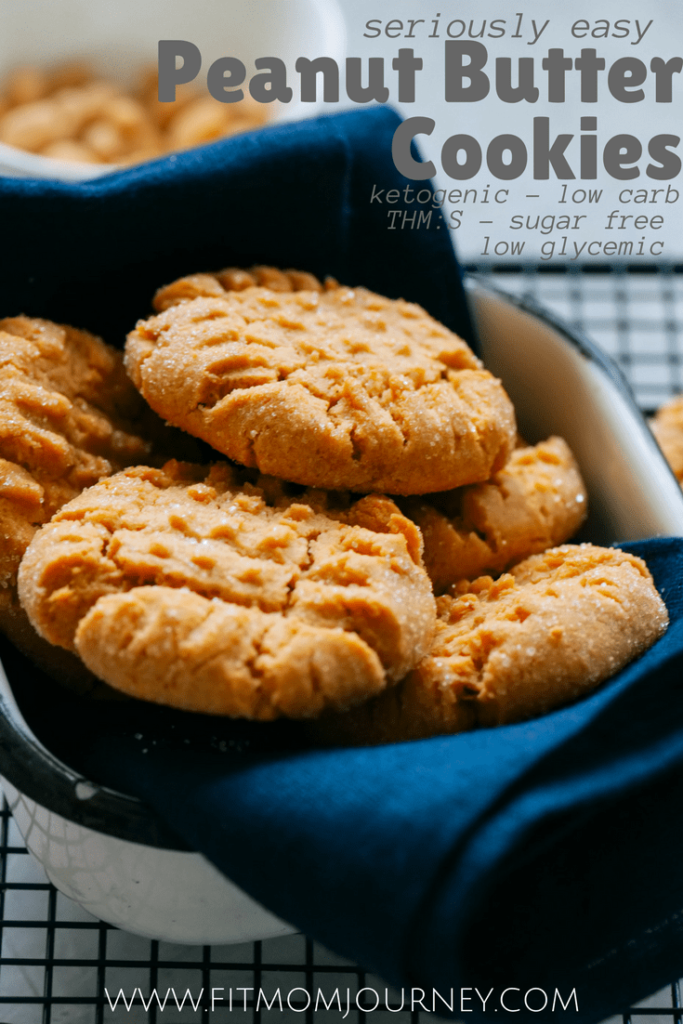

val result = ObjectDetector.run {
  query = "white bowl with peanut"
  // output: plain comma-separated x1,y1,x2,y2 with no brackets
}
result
0,0,346,180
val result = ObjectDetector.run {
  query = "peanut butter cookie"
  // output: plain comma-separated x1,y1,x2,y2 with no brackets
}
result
651,394,683,482
311,544,668,745
125,270,516,495
404,437,587,593
18,461,436,719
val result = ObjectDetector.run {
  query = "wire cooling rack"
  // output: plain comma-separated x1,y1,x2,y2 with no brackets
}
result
477,263,683,412
1,265,682,1024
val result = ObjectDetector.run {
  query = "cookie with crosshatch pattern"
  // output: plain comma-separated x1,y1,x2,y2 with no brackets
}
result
403,436,588,593
124,266,517,496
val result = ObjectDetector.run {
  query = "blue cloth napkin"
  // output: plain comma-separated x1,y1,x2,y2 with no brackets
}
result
3,107,683,1022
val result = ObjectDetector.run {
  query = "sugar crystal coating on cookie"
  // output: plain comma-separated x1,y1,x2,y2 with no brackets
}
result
310,543,668,745
0,315,159,616
651,394,683,483
18,461,436,719
125,268,517,495
404,436,588,592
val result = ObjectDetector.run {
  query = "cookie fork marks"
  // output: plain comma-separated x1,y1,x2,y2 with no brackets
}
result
125,272,516,495
18,461,436,719
403,437,588,592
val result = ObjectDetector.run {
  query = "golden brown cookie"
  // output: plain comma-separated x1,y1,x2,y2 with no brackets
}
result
651,394,683,482
311,544,668,745
0,314,200,686
125,270,516,495
404,437,587,593
0,64,271,167
0,315,158,608
18,460,436,719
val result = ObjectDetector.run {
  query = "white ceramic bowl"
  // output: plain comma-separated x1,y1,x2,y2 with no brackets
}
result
1,279,683,945
468,277,683,542
0,0,347,181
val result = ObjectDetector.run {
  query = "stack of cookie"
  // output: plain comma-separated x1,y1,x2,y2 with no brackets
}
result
1,269,669,743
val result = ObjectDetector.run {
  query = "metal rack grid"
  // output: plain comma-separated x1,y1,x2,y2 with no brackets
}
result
1,265,682,1024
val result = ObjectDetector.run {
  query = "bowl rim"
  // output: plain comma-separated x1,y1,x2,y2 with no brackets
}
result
0,0,348,182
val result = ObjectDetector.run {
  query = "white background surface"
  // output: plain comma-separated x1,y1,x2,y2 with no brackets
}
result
334,0,683,262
